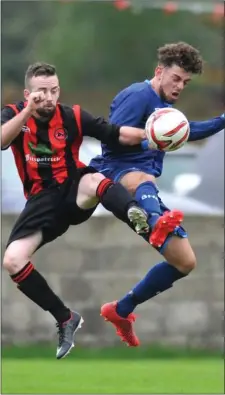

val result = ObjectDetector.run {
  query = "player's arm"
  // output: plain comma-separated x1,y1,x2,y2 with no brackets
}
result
81,109,146,146
1,106,31,149
188,114,225,141
1,92,45,149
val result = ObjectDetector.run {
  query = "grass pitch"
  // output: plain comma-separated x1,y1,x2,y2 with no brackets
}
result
2,346,223,394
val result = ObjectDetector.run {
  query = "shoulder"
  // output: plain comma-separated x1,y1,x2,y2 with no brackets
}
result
115,81,150,102
1,101,25,124
2,101,25,112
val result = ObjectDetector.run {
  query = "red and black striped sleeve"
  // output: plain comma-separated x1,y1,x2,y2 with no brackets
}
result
80,109,121,147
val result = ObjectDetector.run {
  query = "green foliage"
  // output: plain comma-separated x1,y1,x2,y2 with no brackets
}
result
2,1,221,90
34,2,222,90
1,1,52,84
2,1,222,117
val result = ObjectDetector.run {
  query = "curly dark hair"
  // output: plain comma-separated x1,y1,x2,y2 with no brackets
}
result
157,42,203,74
25,62,56,87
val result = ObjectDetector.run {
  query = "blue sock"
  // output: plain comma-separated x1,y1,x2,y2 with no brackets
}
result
135,181,161,228
116,261,186,318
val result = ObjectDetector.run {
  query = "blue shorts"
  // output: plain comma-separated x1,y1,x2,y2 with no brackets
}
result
90,156,187,253
90,156,157,182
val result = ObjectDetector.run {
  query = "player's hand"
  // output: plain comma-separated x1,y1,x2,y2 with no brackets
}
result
26,92,45,113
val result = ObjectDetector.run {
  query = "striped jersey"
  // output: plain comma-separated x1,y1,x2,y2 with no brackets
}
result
1,101,120,197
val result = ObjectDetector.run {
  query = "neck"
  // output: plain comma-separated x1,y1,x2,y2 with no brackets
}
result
150,77,160,96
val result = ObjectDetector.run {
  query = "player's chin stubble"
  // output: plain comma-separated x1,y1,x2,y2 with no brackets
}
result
159,86,176,104
36,107,56,118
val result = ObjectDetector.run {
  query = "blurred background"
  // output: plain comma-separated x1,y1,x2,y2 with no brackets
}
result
1,1,224,394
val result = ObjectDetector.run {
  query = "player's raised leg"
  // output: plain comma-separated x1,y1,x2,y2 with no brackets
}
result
76,172,149,234
3,231,83,360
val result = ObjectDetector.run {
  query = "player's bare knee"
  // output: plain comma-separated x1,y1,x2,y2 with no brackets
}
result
86,173,107,197
163,237,196,275
77,173,105,209
167,251,196,275
3,245,27,273
78,173,105,197
91,172,106,192
3,232,41,274
182,251,197,273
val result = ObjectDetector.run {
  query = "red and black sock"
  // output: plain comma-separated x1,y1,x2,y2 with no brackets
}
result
11,262,71,323
96,178,136,222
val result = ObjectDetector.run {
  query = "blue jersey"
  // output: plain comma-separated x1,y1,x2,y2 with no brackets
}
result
102,80,170,164
90,80,224,178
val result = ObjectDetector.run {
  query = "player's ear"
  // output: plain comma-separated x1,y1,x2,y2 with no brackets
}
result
24,89,30,101
155,65,163,78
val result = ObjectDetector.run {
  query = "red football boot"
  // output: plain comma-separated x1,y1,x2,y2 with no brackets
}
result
150,209,184,248
101,301,140,347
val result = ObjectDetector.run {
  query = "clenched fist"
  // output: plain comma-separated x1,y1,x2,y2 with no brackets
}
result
26,91,45,113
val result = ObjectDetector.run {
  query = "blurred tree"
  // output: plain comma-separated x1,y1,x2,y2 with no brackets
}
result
2,1,53,84
34,2,222,91
2,1,222,117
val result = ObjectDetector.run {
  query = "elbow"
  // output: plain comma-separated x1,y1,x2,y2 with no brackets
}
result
1,131,11,150
1,145,9,151
1,137,10,150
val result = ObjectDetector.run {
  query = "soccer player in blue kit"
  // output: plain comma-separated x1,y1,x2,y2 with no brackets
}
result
90,42,225,346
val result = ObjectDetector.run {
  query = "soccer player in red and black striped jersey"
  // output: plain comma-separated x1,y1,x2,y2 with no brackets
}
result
1,62,151,359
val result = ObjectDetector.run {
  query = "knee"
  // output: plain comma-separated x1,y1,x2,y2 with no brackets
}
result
182,252,197,274
3,245,26,274
81,173,106,198
171,251,197,274
91,173,106,190
164,238,197,275
86,173,106,197
3,249,18,273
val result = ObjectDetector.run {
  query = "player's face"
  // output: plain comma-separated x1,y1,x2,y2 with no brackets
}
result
24,75,60,117
156,65,192,104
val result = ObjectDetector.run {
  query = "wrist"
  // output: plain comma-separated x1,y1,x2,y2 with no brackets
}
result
140,130,146,140
22,106,33,120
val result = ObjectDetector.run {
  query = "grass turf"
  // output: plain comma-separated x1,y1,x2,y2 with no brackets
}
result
2,352,224,394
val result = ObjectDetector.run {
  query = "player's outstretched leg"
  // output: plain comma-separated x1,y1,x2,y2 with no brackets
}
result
3,233,83,359
77,172,149,234
95,176,150,234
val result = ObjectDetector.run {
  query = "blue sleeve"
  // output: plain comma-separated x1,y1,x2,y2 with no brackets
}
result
109,92,148,126
188,115,225,141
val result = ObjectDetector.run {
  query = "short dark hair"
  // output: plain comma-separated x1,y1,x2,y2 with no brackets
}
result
25,62,56,87
157,42,203,74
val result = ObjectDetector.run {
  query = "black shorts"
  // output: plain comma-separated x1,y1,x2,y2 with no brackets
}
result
7,167,98,249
